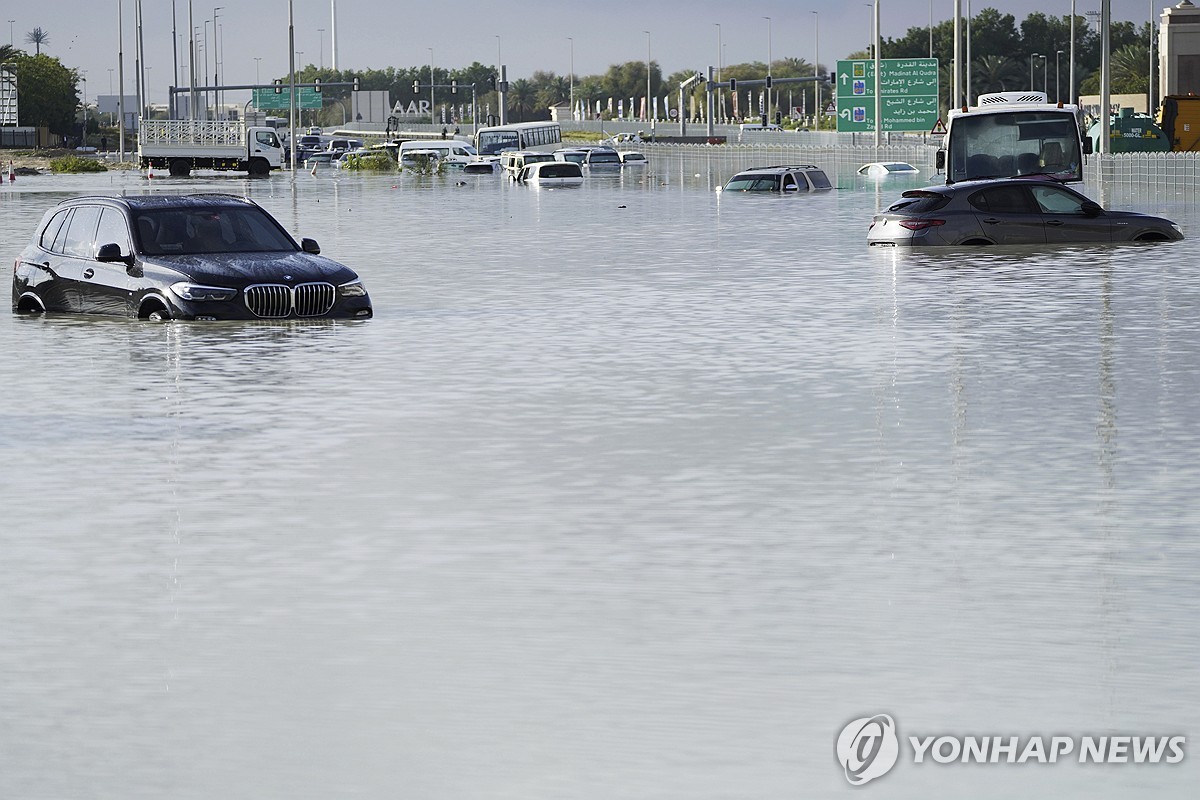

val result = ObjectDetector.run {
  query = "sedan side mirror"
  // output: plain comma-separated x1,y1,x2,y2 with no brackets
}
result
96,242,133,265
1081,200,1103,217
300,237,321,254
935,150,946,170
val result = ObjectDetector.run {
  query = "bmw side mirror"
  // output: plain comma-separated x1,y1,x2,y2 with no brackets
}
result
300,237,321,254
96,242,133,265
1081,201,1103,217
1082,138,1093,155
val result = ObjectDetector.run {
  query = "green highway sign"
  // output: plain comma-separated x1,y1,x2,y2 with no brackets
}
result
834,58,939,133
252,87,323,110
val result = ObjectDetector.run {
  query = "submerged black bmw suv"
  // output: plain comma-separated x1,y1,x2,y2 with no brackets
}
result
12,194,372,321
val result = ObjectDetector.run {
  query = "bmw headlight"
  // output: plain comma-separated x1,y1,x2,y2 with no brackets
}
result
338,279,367,297
170,282,237,302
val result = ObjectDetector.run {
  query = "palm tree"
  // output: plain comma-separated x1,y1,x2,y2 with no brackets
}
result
509,78,535,121
25,27,49,56
972,55,1024,95
0,44,22,62
1110,42,1150,94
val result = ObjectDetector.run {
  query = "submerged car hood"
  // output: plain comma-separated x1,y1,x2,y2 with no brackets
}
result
139,251,357,286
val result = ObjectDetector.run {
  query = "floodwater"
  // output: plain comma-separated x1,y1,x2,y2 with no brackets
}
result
1,153,1198,799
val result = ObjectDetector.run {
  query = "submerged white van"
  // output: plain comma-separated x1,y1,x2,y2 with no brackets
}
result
396,139,479,168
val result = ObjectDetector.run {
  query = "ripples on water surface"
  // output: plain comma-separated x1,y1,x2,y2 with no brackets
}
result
0,155,1197,798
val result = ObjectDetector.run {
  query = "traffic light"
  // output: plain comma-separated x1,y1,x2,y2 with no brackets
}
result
765,75,773,89
728,77,736,92
775,111,782,125
451,79,458,94
488,73,497,90
273,79,282,94
413,80,420,94
352,76,360,91
313,78,321,93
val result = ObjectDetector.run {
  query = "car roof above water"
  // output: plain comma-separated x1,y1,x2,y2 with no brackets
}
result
55,193,259,211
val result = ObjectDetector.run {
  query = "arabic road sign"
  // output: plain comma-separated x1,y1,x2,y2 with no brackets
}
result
835,58,938,133
252,87,323,110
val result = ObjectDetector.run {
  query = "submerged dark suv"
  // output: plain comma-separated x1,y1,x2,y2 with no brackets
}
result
12,194,372,321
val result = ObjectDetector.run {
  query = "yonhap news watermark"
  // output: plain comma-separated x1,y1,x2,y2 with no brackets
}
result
835,713,1186,786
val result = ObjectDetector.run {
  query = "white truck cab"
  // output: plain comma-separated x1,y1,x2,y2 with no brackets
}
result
937,92,1091,184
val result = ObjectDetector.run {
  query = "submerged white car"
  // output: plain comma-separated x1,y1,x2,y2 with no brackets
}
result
515,161,584,186
857,162,920,178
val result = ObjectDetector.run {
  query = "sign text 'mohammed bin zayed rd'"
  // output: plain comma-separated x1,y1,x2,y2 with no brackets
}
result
835,58,938,133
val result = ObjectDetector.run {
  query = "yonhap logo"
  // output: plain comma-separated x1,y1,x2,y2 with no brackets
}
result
836,714,900,785
833,713,1185,786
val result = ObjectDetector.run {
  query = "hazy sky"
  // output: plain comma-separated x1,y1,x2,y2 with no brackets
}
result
8,1,1157,103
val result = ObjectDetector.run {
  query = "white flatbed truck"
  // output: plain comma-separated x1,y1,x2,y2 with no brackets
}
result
138,119,285,177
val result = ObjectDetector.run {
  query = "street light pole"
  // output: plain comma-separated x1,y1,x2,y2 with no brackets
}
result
318,28,324,69
213,6,222,116
1041,53,1048,95
812,11,819,129
714,23,722,123
254,57,261,85
763,16,772,123
428,47,435,127
119,0,125,158
643,30,650,126
1031,53,1038,91
1056,50,1064,103
567,37,574,120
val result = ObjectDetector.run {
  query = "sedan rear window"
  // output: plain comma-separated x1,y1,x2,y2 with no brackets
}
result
134,207,298,255
889,192,950,213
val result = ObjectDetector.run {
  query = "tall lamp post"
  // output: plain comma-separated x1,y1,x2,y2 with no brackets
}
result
763,16,772,122
812,11,819,128
212,7,222,115
1149,0,1155,113
1030,53,1038,91
567,37,574,120
643,30,650,125
428,47,435,126
1040,53,1048,95
318,28,324,69
1056,50,1064,103
714,23,722,123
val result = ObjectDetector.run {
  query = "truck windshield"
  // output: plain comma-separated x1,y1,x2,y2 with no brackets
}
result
948,111,1083,183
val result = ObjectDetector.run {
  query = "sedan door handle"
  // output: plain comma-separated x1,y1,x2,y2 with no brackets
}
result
1046,220,1064,226
83,268,95,279
981,217,1002,225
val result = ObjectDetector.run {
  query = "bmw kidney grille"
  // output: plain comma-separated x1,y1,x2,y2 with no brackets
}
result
244,283,336,318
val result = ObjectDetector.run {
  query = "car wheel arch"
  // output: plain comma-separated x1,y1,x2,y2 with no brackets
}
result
15,291,47,314
137,293,173,320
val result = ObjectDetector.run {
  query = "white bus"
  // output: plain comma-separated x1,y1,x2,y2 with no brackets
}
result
474,121,563,156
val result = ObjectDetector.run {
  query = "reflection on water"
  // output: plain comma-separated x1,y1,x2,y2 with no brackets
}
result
1,157,1198,798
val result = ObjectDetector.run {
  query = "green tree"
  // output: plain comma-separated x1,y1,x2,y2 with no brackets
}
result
12,53,78,134
971,54,1025,95
24,27,49,56
0,44,24,62
508,78,536,121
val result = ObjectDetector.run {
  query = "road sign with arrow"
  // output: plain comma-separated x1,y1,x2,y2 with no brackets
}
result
834,58,938,133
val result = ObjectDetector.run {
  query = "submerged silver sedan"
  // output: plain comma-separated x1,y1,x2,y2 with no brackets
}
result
868,177,1183,246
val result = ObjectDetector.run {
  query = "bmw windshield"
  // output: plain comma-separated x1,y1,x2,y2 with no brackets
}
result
133,207,298,256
